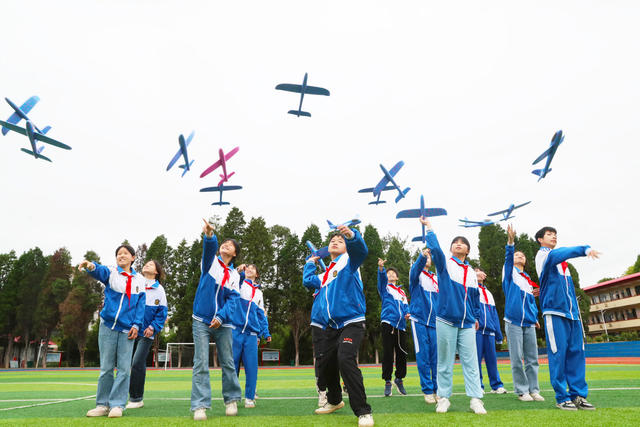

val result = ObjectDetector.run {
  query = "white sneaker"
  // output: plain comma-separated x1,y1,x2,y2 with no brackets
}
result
493,387,508,394
435,397,450,413
530,392,545,401
193,408,207,421
424,393,437,404
315,401,345,414
107,407,123,418
245,399,256,408
318,390,328,407
125,400,144,409
225,401,238,416
518,393,534,402
86,406,109,417
470,398,487,414
358,413,375,426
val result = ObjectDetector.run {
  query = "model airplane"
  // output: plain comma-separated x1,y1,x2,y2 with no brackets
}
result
1,96,64,162
306,241,330,272
396,195,447,243
199,185,242,206
358,185,395,205
275,73,330,117
327,216,361,230
458,218,495,228
166,131,195,177
363,161,410,204
200,146,240,185
487,201,531,221
532,130,564,181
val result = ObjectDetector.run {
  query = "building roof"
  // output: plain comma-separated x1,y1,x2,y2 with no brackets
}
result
583,272,640,292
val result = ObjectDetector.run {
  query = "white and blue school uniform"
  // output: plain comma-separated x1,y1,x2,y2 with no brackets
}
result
230,278,271,400
502,243,541,396
476,284,504,391
408,252,438,395
426,230,483,400
536,245,591,404
377,269,409,381
87,263,146,409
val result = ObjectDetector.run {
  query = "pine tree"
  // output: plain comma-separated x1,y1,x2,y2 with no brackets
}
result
220,207,246,251
362,225,383,363
242,217,275,283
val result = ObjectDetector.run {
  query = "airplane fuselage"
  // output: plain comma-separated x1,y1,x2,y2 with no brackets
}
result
296,73,308,114
25,122,39,157
218,148,228,181
379,164,402,194
178,135,191,170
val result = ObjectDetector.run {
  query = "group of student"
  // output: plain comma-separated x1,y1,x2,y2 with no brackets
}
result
79,215,599,426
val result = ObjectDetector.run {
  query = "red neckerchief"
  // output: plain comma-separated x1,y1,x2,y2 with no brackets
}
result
120,270,133,306
218,258,230,288
388,283,406,298
450,257,469,290
145,280,159,290
478,283,489,304
560,261,569,276
519,271,539,288
322,261,336,286
245,280,258,301
422,271,438,292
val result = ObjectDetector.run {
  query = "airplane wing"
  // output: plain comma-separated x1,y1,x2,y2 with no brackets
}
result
487,208,509,217
372,176,390,196
458,218,483,224
396,208,447,219
275,84,303,93
514,201,532,210
200,160,222,178
358,185,394,193
224,147,239,161
0,120,71,149
200,185,242,192
316,246,330,258
166,148,183,171
305,86,330,96
388,161,404,177
185,130,195,146
532,146,552,165
2,96,40,135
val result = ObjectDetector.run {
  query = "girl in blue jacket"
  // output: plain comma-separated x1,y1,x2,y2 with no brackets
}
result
79,244,146,419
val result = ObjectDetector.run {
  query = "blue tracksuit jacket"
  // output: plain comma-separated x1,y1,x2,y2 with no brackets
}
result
377,268,409,331
477,284,503,343
502,244,538,327
409,253,438,328
142,279,168,338
229,279,271,338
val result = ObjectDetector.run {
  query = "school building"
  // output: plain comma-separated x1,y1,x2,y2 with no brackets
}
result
584,272,640,337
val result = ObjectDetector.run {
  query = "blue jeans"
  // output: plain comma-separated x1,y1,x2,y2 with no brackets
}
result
129,336,154,402
96,321,135,409
505,322,540,395
436,320,483,399
191,320,241,410
232,329,259,400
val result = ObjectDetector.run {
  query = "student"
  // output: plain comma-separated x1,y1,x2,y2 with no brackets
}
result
408,247,438,404
535,226,600,411
377,258,410,397
79,245,146,418
191,219,243,421
474,268,507,394
422,216,486,415
303,225,374,427
126,260,168,409
503,224,544,402
230,263,271,408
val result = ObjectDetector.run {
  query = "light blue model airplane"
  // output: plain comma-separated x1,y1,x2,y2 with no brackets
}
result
166,131,195,177
532,130,564,181
200,185,242,206
275,73,330,117
0,96,66,162
327,216,361,230
487,201,531,222
362,161,410,204
396,195,447,243
458,217,495,228
306,241,330,272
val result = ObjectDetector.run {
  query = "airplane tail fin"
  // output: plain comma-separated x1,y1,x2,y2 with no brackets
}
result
327,220,335,229
395,187,411,203
288,110,311,117
221,171,236,181
41,126,51,135
411,236,425,243
369,200,387,205
37,145,45,154
21,148,52,162
532,168,550,180
179,160,195,177
211,201,231,206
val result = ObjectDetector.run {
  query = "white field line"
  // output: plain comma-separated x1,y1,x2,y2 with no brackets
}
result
1,382,95,386
0,395,95,411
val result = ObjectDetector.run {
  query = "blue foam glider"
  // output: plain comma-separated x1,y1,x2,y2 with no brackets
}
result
166,131,195,177
306,241,330,272
458,217,495,228
358,185,395,205
1,96,59,161
395,195,447,243
327,216,361,230
532,130,564,182
275,72,330,117
200,185,242,206
367,161,410,203
487,201,531,222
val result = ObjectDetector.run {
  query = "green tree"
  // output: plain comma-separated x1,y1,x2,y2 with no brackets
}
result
362,225,383,363
478,224,508,323
242,217,275,282
0,251,18,367
384,236,411,282
220,207,246,252
133,243,148,272
625,255,640,275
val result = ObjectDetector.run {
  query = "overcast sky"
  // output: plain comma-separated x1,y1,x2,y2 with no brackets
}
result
1,1,638,287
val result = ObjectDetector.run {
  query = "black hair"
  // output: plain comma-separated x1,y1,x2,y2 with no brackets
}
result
221,238,241,265
115,245,135,258
514,250,527,266
246,263,259,280
328,232,345,243
387,267,400,278
450,236,471,253
149,260,165,282
535,226,557,245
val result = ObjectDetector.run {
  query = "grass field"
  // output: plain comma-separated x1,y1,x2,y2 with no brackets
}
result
1,362,639,426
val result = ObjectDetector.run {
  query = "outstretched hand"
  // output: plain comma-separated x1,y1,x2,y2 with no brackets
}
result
336,224,354,239
419,216,431,229
77,260,95,271
378,258,385,270
236,264,246,273
507,224,516,245
308,256,320,264
587,249,601,260
202,218,215,238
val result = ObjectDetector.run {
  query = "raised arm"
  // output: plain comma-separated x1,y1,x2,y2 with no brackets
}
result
344,228,368,271
377,258,387,297
79,261,111,285
201,219,219,274
410,252,428,293
426,231,446,273
303,261,322,290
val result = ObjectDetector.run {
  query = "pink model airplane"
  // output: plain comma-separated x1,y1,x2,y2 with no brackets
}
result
200,146,240,185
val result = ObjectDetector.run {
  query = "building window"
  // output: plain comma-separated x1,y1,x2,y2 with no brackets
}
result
629,309,638,319
635,286,640,296
625,288,632,297
601,293,609,302
591,295,599,304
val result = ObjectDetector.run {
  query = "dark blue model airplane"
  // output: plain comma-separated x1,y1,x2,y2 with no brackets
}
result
306,241,330,272
361,161,410,204
0,96,69,162
487,201,531,222
275,73,330,117
200,185,242,206
327,216,361,230
166,131,195,177
396,195,447,243
532,130,564,181
458,217,495,228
